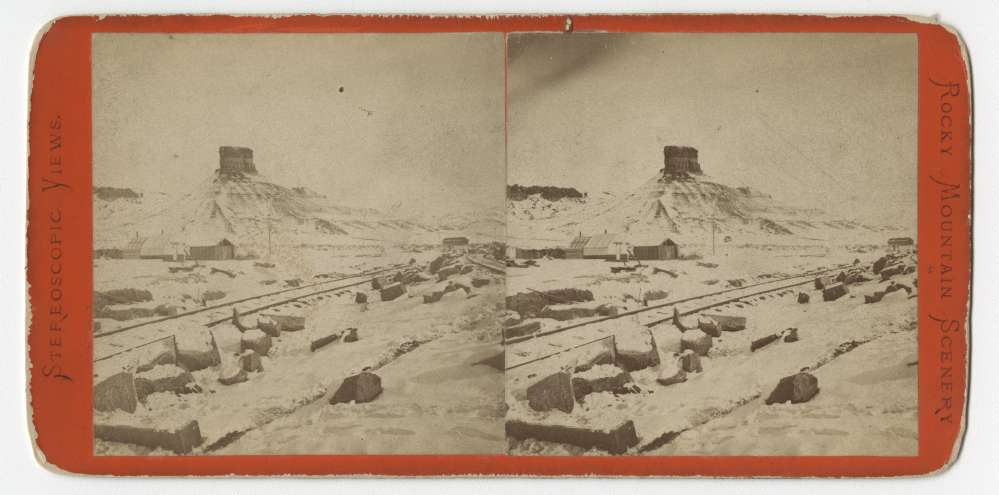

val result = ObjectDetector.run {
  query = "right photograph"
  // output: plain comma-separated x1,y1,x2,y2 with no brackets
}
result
503,33,919,456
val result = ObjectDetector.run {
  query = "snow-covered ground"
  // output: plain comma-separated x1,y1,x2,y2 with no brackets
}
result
94,250,506,456
506,246,918,456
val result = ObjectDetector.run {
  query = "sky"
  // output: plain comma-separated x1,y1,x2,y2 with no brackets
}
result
507,33,918,227
92,33,505,217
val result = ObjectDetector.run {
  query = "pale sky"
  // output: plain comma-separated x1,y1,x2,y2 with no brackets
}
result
93,33,505,217
507,33,917,227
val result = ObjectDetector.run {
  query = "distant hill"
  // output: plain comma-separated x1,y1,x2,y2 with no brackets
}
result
508,172,899,247
507,184,585,202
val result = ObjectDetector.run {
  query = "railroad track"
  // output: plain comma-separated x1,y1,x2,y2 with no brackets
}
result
504,262,854,371
94,264,405,362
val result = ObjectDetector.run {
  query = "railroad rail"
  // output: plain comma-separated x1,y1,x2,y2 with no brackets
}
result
94,263,406,362
504,262,855,371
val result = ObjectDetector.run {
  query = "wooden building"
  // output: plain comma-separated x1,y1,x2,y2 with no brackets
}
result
188,239,236,261
632,239,680,260
442,237,470,250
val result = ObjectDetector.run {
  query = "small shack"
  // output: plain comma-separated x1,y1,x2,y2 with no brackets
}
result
565,233,626,260
633,239,680,260
442,237,470,251
888,237,915,251
188,238,236,261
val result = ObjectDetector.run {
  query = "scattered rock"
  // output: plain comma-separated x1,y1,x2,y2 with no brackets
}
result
174,328,221,371
218,362,248,385
133,365,196,400
436,265,462,281
702,313,747,332
506,288,594,318
527,371,575,413
94,419,203,454
460,265,474,274
428,254,449,274
256,316,281,337
679,349,702,373
240,329,273,356
872,256,890,274
614,323,661,371
680,329,713,356
881,289,909,304
343,327,359,343
505,419,639,455
93,368,138,413
238,349,263,372
656,356,687,386
696,316,720,337
864,291,885,304
822,282,848,302
330,372,383,405
642,289,670,304
571,365,634,402
262,313,305,332
765,372,820,405
379,282,406,301
814,275,834,290
354,292,368,304
310,328,342,351
750,333,781,352
797,292,810,304
783,327,800,343
371,276,390,290
471,277,491,288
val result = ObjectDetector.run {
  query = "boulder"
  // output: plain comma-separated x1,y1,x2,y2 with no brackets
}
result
330,372,383,405
765,372,820,405
460,265,474,274
672,307,688,331
428,254,449,274
872,255,890,274
797,292,810,304
504,321,542,341
218,362,248,385
310,328,342,351
696,316,721,337
702,313,747,332
814,275,834,290
679,349,702,373
93,369,138,413
680,330,713,356
379,282,406,301
371,276,390,290
822,282,848,302
354,292,368,304
613,324,661,371
750,333,781,352
656,356,687,386
782,327,800,343
471,277,491,288
231,307,250,332
174,328,221,372
880,264,905,281
572,338,617,372
571,365,634,402
134,338,177,373
422,281,455,304
864,291,886,304
526,371,575,413
238,349,263,372
436,265,461,281
505,419,639,455
133,365,196,400
256,316,281,338
240,329,273,356
94,419,203,454
263,313,305,332
342,327,359,343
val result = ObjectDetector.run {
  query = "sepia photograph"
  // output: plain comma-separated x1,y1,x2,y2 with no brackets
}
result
89,33,507,455
503,32,919,456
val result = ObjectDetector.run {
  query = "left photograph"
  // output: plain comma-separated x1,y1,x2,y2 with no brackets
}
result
90,33,507,455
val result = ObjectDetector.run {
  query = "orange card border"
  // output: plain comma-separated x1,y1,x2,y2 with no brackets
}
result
26,14,971,477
